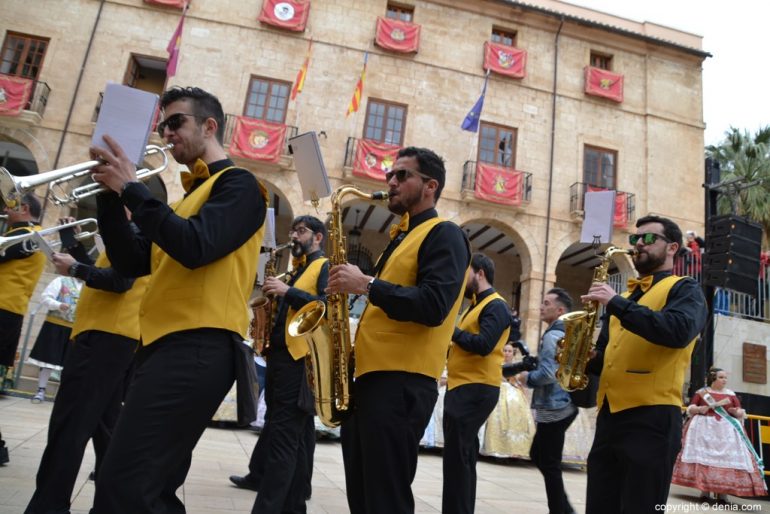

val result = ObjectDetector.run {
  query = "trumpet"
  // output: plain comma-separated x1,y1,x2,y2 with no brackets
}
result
0,144,173,208
0,218,98,256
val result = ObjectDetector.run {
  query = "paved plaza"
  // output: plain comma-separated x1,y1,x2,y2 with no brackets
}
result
1,393,768,513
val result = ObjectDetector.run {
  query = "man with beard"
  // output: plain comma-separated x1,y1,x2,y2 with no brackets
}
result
327,147,470,513
230,215,327,514
443,252,510,514
583,215,708,514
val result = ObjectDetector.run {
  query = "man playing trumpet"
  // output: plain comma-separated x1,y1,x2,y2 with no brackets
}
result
87,86,267,513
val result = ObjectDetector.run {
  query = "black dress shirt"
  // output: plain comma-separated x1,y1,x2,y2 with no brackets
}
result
96,159,266,277
270,250,329,348
590,270,708,374
66,242,135,294
368,207,471,327
452,288,511,356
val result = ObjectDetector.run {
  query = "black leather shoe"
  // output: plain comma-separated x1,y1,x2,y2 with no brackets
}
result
229,475,258,492
0,445,8,466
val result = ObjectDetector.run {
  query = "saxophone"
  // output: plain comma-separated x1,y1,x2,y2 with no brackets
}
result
249,242,293,355
555,246,637,391
288,185,388,427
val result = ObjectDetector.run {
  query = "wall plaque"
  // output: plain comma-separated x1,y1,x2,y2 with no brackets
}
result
742,342,767,384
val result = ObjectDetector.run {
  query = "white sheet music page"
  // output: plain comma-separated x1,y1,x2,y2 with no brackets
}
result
92,83,158,165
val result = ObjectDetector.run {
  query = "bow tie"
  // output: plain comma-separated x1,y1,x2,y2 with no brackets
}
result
627,275,654,293
181,159,210,193
389,213,410,240
292,255,307,270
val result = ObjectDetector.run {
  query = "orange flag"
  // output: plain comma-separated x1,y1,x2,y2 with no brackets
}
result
290,40,313,101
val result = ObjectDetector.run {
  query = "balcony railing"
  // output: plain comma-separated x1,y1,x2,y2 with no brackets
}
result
223,114,297,155
27,80,50,117
344,137,357,168
569,182,635,228
462,160,532,205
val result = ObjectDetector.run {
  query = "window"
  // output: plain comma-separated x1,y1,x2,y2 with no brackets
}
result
0,32,49,80
364,99,407,145
478,123,517,168
491,28,517,47
124,54,167,94
386,3,414,22
244,76,291,123
583,145,616,189
590,51,613,70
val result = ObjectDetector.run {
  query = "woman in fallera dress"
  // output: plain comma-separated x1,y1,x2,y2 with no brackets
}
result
672,367,767,500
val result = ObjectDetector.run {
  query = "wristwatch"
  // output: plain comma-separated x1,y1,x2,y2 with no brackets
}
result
67,262,80,278
365,277,375,294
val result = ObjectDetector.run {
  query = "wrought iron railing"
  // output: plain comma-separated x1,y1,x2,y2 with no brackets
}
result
223,114,297,155
344,137,357,168
462,160,532,203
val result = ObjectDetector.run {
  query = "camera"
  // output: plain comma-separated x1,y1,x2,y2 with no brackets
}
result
502,340,538,378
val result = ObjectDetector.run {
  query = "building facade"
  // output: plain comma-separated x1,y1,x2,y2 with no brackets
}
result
1,0,709,346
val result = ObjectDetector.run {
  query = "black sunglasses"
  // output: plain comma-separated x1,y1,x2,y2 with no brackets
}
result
384,168,433,183
157,113,202,137
628,232,672,246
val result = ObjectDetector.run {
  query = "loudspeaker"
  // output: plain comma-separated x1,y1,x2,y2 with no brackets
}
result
704,215,762,295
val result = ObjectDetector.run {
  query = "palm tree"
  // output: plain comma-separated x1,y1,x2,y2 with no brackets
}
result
705,126,770,244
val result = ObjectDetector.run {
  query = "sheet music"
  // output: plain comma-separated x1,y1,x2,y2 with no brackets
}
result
288,132,332,203
92,83,158,165
30,232,54,261
580,190,616,244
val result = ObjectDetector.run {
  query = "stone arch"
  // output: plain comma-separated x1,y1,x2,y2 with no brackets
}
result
0,127,51,173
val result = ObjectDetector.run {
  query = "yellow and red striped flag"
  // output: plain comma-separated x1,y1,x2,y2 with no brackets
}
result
290,39,313,101
346,52,368,117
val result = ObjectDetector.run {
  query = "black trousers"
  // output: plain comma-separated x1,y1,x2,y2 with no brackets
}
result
25,331,137,514
341,371,438,514
0,309,24,367
90,329,237,514
586,404,682,514
530,408,578,514
442,383,500,514
249,347,313,514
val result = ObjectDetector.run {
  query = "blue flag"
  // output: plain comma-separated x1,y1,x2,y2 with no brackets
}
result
461,71,489,132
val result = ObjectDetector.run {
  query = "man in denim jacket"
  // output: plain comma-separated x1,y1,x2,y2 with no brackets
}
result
519,287,577,514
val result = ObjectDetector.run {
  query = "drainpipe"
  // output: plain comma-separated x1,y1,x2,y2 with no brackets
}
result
45,0,106,214
539,17,564,341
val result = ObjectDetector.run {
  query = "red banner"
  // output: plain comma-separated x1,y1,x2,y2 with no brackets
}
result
144,0,187,8
586,185,628,227
483,42,527,79
229,117,287,163
584,66,624,103
258,0,310,32
375,17,420,53
474,163,524,206
353,139,401,181
0,75,33,117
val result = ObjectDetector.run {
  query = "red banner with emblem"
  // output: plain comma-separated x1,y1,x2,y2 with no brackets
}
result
483,42,527,79
0,75,32,117
353,139,401,181
144,0,187,8
375,17,420,53
474,163,524,206
229,117,287,163
258,0,310,32
586,185,628,227
584,66,624,103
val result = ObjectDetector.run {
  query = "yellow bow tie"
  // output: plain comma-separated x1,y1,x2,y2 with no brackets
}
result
627,275,654,293
292,255,307,270
181,159,210,193
389,213,410,240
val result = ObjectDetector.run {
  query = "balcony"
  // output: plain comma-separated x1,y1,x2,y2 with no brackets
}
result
0,74,50,126
461,160,532,209
223,114,297,168
569,182,635,229
343,137,401,183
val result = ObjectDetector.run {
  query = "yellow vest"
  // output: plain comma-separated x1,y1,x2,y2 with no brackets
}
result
284,257,328,360
71,252,149,340
447,291,510,390
139,167,266,345
597,275,695,413
0,225,46,315
355,218,467,380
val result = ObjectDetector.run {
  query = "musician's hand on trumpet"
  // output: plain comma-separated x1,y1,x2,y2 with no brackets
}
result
326,263,371,296
262,276,290,297
89,135,138,194
580,282,617,306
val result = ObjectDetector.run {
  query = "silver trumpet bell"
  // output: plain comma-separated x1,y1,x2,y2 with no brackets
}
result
0,144,173,208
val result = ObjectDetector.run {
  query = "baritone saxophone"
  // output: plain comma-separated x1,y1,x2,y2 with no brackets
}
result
555,246,637,391
288,185,388,427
